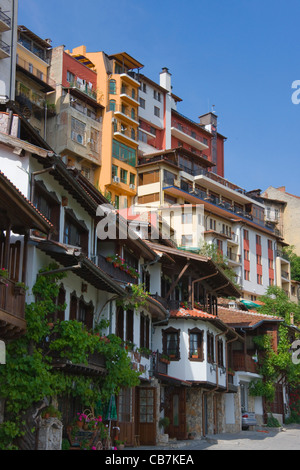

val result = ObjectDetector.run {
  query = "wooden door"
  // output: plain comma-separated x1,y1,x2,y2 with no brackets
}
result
166,387,187,440
117,388,135,446
136,387,156,445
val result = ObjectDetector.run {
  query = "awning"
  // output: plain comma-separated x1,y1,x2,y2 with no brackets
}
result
154,372,192,387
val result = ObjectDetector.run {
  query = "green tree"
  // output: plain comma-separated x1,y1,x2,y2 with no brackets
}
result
0,264,140,450
257,285,300,324
283,246,300,283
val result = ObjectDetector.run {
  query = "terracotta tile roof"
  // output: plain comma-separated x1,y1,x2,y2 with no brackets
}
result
217,306,283,328
170,308,216,319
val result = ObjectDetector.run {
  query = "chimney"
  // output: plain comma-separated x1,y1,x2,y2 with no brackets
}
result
160,67,172,92
277,186,286,192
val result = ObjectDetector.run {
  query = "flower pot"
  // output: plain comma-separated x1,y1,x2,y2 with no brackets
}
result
77,420,84,429
117,444,125,450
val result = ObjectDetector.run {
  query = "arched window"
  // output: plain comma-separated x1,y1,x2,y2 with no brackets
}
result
109,79,116,94
109,99,116,111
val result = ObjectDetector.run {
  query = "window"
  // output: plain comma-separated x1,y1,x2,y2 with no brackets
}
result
256,235,261,245
69,292,93,329
257,274,263,285
244,229,249,240
120,168,128,184
33,183,60,241
64,210,88,253
244,249,250,260
116,306,124,340
112,164,118,178
112,140,136,167
162,327,180,360
189,328,204,361
209,218,216,231
67,70,75,83
71,117,86,145
140,314,150,349
129,173,136,186
126,310,134,343
268,240,273,250
109,79,116,94
181,212,193,224
139,97,145,109
154,106,160,117
142,83,147,93
217,338,224,367
153,90,161,101
256,254,262,265
207,332,214,363
109,99,116,111
244,269,250,281
115,195,120,209
181,234,193,247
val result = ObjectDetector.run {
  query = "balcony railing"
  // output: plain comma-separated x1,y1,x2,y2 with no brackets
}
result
69,80,97,101
113,104,138,122
0,278,26,321
16,56,55,89
0,38,10,57
152,351,169,376
0,10,11,29
91,254,139,285
232,351,258,374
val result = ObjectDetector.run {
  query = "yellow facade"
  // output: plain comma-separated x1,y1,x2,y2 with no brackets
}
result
69,46,142,209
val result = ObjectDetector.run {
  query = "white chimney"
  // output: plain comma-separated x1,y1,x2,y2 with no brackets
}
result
160,67,172,92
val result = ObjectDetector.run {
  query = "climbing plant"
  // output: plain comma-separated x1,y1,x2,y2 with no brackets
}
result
0,264,141,450
249,325,300,407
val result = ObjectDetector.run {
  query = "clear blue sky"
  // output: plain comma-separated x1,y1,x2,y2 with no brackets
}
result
18,0,300,196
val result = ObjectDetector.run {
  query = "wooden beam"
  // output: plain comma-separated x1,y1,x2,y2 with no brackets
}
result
191,272,218,309
164,262,190,300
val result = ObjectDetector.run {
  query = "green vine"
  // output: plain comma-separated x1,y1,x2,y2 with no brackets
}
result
0,264,141,449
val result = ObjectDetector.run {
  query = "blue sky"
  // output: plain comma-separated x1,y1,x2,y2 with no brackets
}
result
18,0,300,196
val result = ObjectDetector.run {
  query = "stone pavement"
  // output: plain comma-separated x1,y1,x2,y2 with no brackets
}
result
125,424,300,451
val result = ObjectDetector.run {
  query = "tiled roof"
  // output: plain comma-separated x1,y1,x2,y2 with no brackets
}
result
170,308,216,319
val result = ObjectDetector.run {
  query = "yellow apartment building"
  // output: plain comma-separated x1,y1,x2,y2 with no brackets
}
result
15,26,55,139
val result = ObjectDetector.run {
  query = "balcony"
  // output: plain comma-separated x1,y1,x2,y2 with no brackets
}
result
114,104,139,125
91,254,139,285
232,351,258,374
16,56,55,91
0,10,11,32
152,351,169,377
226,251,242,265
120,85,140,106
0,278,26,339
0,38,10,59
171,123,209,151
120,72,140,88
114,121,138,146
68,80,97,102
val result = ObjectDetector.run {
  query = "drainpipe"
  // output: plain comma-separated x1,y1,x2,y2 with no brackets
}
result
202,328,228,436
226,332,239,392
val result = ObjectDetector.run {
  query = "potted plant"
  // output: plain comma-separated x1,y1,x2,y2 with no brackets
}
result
0,268,9,283
115,439,125,450
160,354,170,364
42,405,61,420
14,282,28,296
159,417,170,431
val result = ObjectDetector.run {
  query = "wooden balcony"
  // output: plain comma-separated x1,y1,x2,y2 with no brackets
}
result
0,278,26,339
232,351,258,374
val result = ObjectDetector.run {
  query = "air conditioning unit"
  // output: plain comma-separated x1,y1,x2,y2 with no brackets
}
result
129,184,135,190
113,176,120,183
